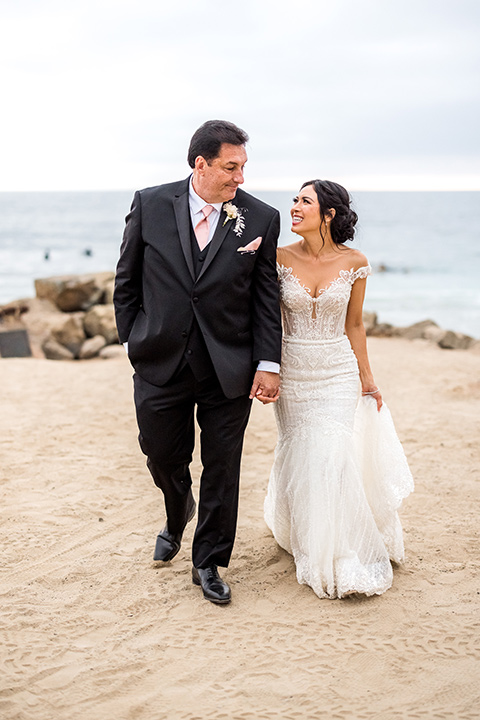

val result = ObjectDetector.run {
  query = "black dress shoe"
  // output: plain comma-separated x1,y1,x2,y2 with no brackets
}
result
192,565,231,605
153,497,196,562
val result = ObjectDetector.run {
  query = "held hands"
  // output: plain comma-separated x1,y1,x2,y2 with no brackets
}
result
249,371,280,404
362,385,383,412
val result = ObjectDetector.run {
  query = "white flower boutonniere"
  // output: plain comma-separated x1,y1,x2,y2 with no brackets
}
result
223,202,246,237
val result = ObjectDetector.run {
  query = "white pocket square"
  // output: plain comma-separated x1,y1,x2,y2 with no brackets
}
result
237,236,262,254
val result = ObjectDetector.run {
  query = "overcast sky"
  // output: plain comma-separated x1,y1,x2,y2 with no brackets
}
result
1,0,479,191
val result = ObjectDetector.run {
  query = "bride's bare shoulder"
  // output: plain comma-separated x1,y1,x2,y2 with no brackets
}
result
341,248,369,271
277,242,302,267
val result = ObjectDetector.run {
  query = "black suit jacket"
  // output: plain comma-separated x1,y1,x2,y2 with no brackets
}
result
114,177,282,398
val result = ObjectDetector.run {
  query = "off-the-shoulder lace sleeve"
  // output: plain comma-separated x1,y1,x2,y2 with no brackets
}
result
276,262,292,280
351,264,371,282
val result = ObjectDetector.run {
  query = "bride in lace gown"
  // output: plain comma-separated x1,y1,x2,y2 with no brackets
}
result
264,180,413,599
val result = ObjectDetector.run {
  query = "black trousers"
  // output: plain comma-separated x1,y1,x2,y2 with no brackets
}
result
133,364,252,569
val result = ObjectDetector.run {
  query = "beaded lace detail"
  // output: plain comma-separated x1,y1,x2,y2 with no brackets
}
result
277,263,371,341
264,260,413,599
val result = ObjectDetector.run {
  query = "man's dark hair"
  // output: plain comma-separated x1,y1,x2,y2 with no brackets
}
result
187,120,249,168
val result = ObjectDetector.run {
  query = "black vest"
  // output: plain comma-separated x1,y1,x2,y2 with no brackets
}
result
179,225,216,380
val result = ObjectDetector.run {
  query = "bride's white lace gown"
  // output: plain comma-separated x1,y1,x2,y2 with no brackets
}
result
264,264,414,598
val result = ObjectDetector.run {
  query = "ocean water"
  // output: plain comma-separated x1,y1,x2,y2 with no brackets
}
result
0,190,479,338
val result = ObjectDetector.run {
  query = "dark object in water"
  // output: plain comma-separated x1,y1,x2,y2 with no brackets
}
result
82,248,93,257
375,263,409,274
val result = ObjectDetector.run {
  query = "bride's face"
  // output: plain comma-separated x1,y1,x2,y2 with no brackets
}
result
291,185,321,235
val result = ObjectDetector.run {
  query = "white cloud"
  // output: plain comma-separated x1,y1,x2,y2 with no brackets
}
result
1,0,479,190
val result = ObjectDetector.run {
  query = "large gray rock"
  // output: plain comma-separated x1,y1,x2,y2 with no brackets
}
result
12,297,63,358
51,313,86,356
103,278,115,305
83,304,118,344
368,323,397,337
438,330,474,350
423,325,448,344
42,337,75,360
362,311,377,334
397,319,440,340
79,334,107,359
35,272,114,312
99,345,127,360
0,299,30,322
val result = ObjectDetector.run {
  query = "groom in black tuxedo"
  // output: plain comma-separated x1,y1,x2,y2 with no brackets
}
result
114,120,282,604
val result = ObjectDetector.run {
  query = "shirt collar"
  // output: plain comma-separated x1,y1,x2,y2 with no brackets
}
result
189,176,223,215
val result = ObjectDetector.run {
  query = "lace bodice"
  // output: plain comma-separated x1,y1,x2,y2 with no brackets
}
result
277,263,371,340
266,260,412,599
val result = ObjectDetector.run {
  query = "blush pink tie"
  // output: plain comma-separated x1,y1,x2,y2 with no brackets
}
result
194,205,214,251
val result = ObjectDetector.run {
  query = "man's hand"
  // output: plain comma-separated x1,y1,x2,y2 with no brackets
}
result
249,371,280,404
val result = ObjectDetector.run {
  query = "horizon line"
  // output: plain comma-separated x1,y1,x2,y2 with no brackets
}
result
1,187,479,193
1,175,480,193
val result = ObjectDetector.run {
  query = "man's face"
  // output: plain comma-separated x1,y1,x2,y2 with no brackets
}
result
193,143,247,203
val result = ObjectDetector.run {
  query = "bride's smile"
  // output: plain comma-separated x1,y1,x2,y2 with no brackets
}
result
290,185,322,234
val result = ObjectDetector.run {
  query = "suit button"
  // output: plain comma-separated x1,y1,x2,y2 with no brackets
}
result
193,296,199,303
186,349,193,355
199,257,205,262
182,331,187,338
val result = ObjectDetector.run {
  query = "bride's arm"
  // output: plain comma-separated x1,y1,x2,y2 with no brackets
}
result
345,278,383,411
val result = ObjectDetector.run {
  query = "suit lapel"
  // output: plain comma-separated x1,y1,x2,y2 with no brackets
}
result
197,206,231,281
173,182,195,280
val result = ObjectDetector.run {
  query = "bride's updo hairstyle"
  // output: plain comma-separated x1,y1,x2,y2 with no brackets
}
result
301,180,358,245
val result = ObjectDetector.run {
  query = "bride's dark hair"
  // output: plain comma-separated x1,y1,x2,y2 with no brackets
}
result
301,179,358,245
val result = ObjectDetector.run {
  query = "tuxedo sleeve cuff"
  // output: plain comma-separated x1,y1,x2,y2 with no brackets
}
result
257,360,280,374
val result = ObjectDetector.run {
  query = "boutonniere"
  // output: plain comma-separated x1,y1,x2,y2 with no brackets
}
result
223,202,246,237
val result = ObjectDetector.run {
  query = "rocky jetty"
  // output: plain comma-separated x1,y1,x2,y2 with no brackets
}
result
0,273,478,359
0,272,123,360
362,313,478,350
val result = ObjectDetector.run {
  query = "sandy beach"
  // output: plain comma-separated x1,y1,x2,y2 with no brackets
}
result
1,336,479,720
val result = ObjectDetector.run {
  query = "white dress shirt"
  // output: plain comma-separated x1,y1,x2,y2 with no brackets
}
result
189,178,223,245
